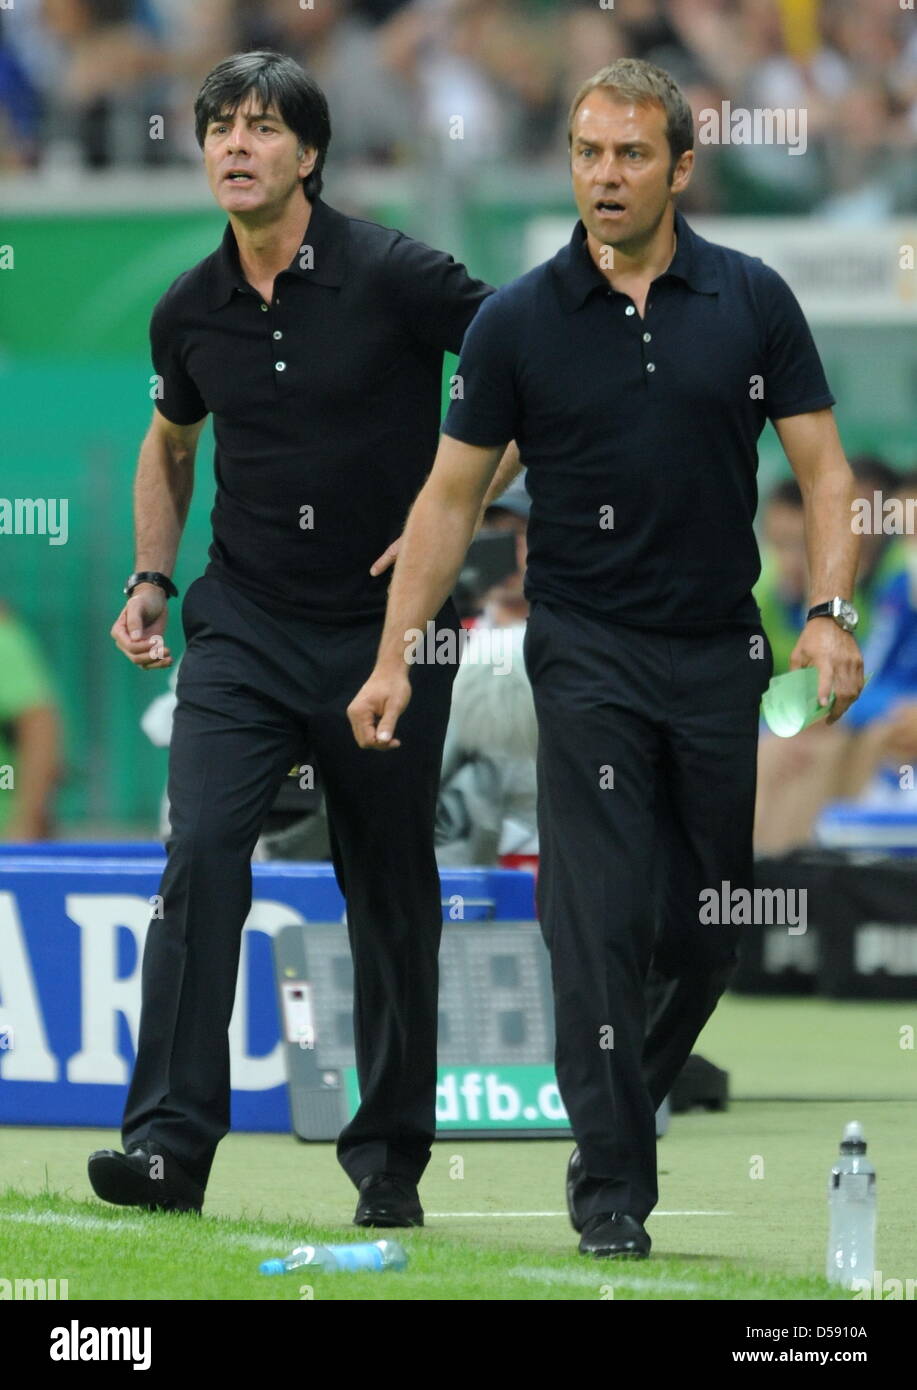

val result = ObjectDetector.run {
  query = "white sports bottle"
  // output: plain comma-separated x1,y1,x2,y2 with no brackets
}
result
826,1120,876,1287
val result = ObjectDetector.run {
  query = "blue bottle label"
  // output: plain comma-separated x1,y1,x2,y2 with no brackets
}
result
326,1243,384,1271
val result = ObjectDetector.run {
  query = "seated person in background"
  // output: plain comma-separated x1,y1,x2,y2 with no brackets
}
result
0,602,62,841
831,470,917,806
754,455,907,853
754,476,808,678
755,456,906,677
473,474,530,629
848,453,909,637
436,476,537,866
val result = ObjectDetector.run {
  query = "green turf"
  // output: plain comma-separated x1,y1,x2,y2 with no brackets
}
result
696,995,917,1100
2,997,913,1300
1,1099,911,1301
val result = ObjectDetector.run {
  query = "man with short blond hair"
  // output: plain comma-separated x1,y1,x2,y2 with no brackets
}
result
348,58,863,1258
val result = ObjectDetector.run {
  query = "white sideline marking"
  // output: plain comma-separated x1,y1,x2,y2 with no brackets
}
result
0,1210,281,1250
0,1208,731,1241
508,1266,704,1292
428,1210,732,1219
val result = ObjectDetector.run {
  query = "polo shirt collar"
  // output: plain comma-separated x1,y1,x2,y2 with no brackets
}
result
666,208,719,294
207,194,348,310
551,205,718,312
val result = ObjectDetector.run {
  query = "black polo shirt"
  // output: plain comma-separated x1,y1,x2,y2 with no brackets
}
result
150,195,493,621
443,207,835,633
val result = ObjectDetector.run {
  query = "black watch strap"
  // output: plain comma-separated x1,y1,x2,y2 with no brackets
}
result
124,571,178,599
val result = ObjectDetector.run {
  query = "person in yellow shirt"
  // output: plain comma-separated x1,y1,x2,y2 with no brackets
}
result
754,456,907,851
0,603,62,841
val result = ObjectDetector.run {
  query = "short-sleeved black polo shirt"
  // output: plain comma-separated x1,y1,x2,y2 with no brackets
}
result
443,207,835,633
150,194,493,621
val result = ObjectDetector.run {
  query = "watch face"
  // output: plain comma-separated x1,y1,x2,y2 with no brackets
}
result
839,600,859,631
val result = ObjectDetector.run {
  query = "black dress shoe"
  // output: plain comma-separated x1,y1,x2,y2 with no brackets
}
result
578,1212,651,1258
353,1174,423,1228
88,1140,204,1214
566,1145,584,1232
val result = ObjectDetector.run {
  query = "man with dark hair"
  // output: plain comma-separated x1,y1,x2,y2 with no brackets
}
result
88,50,518,1224
191,49,332,200
348,57,864,1257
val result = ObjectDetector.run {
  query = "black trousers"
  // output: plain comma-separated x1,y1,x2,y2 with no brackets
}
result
122,574,459,1190
523,599,772,1227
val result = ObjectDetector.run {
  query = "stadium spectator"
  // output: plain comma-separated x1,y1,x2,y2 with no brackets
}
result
436,474,535,865
830,470,917,801
237,0,414,163
754,477,809,679
848,454,909,634
0,603,63,841
476,472,529,626
755,456,906,677
38,0,170,167
141,1,240,165
756,463,917,845
381,0,561,166
3,0,915,213
0,14,43,170
435,623,537,866
755,456,911,852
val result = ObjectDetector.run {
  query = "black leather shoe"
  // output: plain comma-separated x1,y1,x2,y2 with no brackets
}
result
353,1173,423,1228
566,1145,584,1232
578,1212,651,1258
88,1140,204,1214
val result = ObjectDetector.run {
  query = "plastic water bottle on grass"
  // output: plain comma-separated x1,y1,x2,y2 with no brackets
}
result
826,1121,876,1287
261,1239,407,1274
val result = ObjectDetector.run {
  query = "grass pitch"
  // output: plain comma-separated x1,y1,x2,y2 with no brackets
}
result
1,997,915,1301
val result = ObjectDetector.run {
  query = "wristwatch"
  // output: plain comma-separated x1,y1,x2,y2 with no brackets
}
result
124,571,178,599
806,597,858,632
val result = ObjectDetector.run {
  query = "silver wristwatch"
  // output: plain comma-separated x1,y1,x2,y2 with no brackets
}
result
806,597,859,632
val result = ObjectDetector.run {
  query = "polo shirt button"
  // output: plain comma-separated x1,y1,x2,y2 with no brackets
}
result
273,330,283,340
260,303,269,312
643,332,652,342
275,361,286,371
625,305,635,316
646,362,656,373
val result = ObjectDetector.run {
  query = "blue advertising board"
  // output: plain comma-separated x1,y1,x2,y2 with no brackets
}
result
0,849,537,1133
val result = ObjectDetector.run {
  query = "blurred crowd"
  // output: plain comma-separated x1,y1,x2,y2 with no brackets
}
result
1,0,915,216
755,460,917,854
0,602,62,842
439,457,917,864
2,0,916,847
7,457,917,854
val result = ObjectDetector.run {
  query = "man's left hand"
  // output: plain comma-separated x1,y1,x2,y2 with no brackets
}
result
370,537,401,577
789,619,864,723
